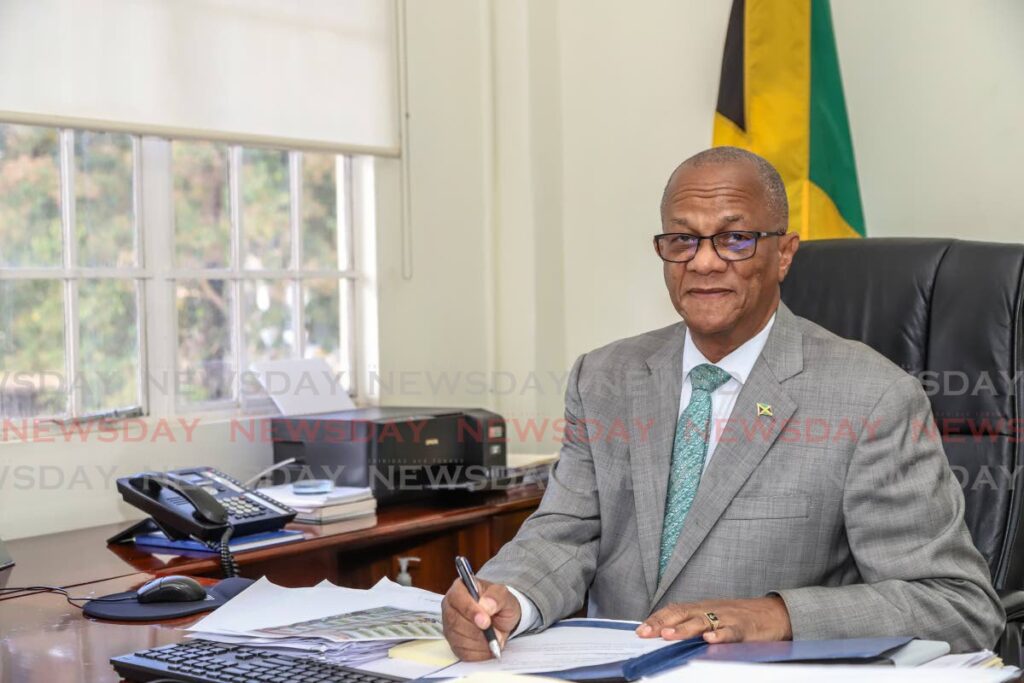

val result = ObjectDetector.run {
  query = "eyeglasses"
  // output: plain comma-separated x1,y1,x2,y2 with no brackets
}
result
653,230,786,263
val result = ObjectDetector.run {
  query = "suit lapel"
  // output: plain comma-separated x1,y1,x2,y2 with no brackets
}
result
629,324,685,600
652,304,805,605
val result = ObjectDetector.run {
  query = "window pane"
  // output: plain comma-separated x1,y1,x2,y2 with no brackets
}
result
241,148,291,270
0,124,62,267
78,279,139,413
304,279,352,390
243,279,294,363
302,153,345,270
173,141,231,268
0,280,66,416
177,279,234,404
75,131,135,267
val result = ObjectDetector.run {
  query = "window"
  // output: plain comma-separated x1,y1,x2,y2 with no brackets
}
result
0,122,374,420
0,125,142,419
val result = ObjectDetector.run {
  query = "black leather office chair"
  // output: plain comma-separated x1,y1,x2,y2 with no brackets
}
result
781,237,1024,662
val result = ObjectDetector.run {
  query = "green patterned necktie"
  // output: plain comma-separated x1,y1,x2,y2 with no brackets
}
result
658,363,732,581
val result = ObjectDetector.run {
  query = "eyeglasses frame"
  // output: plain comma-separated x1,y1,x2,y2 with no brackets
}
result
653,229,787,263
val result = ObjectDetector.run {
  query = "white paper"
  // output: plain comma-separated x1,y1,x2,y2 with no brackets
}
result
430,626,671,677
188,577,443,639
922,650,1001,668
645,660,1019,682
358,655,448,679
249,358,355,415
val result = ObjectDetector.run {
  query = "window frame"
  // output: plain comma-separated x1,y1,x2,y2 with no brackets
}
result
1,123,378,423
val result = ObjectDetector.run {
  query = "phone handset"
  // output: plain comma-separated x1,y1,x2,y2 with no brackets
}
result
129,473,229,527
112,467,296,550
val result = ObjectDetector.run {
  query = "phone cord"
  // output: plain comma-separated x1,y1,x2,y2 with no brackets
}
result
219,527,239,578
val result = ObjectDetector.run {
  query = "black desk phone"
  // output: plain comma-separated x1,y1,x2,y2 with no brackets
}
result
113,467,296,542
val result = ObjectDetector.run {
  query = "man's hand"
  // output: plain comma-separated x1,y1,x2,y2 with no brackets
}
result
636,596,792,644
442,577,522,661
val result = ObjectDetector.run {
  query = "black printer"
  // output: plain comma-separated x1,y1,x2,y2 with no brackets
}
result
270,407,507,504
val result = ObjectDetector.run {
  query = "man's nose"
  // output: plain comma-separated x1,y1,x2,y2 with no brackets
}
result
687,238,728,274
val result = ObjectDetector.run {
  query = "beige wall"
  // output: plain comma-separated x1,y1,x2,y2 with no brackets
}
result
4,0,1023,539
558,0,731,356
0,421,273,539
833,0,1024,243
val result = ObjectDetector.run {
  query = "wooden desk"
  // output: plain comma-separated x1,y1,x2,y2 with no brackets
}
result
2,487,543,598
0,489,544,681
0,573,208,683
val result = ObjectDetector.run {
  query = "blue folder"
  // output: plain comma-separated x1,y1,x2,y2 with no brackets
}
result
538,619,913,681
132,528,304,554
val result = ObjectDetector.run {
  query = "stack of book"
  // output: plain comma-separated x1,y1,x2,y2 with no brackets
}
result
259,483,378,531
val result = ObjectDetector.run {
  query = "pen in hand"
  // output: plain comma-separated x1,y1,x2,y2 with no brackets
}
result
454,555,502,659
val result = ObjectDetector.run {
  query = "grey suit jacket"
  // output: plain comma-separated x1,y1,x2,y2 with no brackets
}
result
478,303,1004,652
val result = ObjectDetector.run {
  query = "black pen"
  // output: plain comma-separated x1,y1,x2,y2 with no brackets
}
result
454,555,502,659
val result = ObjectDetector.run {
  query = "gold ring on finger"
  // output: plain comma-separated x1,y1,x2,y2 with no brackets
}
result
703,611,720,632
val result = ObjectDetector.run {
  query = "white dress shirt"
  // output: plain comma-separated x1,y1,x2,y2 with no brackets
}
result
680,312,775,466
508,312,777,636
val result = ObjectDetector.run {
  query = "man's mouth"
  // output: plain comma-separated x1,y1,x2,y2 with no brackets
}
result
687,287,733,298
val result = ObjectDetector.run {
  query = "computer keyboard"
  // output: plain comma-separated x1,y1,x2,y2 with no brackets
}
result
110,640,408,683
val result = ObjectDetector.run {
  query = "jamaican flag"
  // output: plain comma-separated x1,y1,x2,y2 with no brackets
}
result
713,0,865,239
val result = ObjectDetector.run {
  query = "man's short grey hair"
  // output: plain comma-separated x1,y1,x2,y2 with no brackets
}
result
660,146,789,230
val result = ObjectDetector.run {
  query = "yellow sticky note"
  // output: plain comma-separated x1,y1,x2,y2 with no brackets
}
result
388,639,459,667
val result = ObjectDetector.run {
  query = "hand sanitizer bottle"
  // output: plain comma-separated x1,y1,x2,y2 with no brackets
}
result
396,557,420,587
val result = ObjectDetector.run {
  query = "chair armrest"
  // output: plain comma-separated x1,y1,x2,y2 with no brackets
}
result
997,591,1024,666
1002,590,1024,620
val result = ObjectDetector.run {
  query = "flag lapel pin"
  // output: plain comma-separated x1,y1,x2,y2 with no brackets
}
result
756,402,773,417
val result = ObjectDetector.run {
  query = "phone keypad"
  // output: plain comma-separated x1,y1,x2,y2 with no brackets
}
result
221,495,266,519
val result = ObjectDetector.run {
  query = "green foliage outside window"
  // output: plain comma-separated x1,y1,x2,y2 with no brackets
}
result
1,124,350,417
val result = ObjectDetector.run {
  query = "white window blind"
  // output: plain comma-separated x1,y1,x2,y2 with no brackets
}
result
0,0,399,154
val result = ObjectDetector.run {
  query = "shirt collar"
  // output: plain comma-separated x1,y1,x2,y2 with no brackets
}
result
682,311,777,387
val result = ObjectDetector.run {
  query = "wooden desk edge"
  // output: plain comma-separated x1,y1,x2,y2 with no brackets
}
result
143,487,545,576
4,486,546,587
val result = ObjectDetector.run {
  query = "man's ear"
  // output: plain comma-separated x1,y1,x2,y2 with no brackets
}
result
777,233,800,282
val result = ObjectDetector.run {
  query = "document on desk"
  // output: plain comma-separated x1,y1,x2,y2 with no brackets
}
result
653,660,1019,682
256,605,444,641
186,632,401,663
429,625,673,677
189,576,443,639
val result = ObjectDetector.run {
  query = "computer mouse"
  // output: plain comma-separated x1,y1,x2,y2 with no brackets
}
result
136,575,207,604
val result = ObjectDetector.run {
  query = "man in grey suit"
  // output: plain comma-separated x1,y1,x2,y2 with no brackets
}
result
441,147,1004,659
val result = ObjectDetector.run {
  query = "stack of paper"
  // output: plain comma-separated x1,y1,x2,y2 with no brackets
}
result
259,483,378,527
186,577,446,671
185,633,397,667
923,650,1006,669
189,576,443,640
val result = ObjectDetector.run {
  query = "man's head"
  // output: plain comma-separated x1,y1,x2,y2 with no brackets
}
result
656,147,800,358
